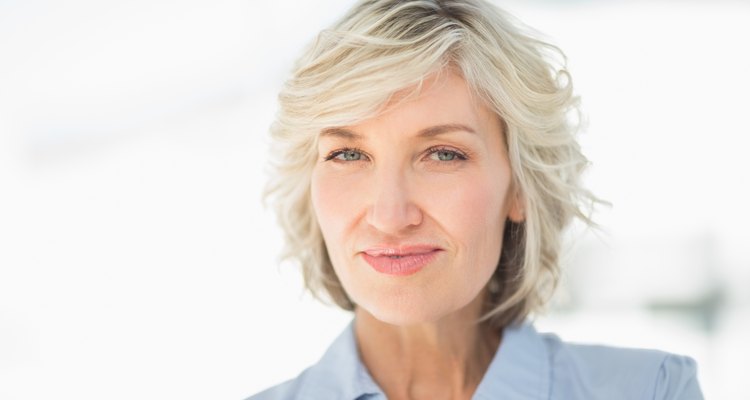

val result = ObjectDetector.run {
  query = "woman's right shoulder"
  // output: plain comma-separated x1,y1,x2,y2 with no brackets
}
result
245,370,307,400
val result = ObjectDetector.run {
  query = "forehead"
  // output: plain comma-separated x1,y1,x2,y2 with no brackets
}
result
323,70,497,139
379,71,485,126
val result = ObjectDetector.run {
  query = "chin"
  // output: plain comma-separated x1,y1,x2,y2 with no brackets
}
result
369,309,441,327
360,294,454,326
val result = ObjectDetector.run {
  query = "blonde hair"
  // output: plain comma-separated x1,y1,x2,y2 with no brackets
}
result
265,0,599,329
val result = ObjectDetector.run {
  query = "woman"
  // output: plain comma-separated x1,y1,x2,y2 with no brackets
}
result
251,0,703,398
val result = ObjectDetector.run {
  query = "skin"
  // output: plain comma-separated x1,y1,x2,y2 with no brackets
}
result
310,71,524,400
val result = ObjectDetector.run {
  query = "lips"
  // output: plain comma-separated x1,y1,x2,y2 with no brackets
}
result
361,245,441,276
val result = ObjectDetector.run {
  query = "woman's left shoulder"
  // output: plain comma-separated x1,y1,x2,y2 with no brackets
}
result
539,331,704,400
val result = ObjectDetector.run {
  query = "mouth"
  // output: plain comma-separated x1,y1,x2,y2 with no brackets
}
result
360,245,442,276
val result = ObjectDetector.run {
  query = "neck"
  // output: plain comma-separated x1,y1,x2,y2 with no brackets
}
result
354,291,501,400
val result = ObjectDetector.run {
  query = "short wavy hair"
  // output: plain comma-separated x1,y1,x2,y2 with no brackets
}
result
265,0,599,329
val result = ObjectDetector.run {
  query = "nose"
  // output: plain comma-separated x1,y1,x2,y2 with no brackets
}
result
365,166,423,235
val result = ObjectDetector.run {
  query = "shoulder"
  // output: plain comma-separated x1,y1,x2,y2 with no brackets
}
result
245,321,382,399
244,369,308,400
540,332,703,400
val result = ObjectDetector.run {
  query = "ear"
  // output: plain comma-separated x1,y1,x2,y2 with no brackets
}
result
507,189,525,223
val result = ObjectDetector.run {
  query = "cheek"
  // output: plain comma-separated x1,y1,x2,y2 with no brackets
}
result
434,172,506,225
423,172,508,261
310,169,364,250
310,169,337,239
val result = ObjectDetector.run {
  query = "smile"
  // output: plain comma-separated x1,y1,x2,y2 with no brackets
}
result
361,246,442,276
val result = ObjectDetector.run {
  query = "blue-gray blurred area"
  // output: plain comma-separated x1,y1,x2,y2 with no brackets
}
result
0,1,748,399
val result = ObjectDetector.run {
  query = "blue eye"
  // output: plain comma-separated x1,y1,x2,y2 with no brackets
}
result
338,150,362,161
433,150,456,161
428,147,466,162
325,148,366,162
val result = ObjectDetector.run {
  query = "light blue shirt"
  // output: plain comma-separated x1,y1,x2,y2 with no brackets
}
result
249,320,703,399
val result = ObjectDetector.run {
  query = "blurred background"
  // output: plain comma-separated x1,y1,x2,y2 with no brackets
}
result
1,0,748,398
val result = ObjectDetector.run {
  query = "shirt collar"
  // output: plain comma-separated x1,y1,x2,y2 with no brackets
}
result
301,320,550,400
474,322,551,399
300,320,384,399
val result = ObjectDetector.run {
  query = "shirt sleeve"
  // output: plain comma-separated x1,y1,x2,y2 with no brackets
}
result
653,354,704,400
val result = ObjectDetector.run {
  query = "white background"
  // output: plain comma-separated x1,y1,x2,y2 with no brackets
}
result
1,1,748,398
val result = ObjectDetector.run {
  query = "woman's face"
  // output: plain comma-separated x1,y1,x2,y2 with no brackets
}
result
311,71,522,325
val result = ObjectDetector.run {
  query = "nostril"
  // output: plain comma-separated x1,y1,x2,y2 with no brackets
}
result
366,200,423,234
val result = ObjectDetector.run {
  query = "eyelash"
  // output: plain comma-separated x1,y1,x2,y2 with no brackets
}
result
323,146,468,163
324,147,369,162
425,145,469,162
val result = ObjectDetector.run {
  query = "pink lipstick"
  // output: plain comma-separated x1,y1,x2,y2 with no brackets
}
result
361,245,441,276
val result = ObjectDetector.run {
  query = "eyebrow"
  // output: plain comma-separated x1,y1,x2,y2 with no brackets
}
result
319,123,476,140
